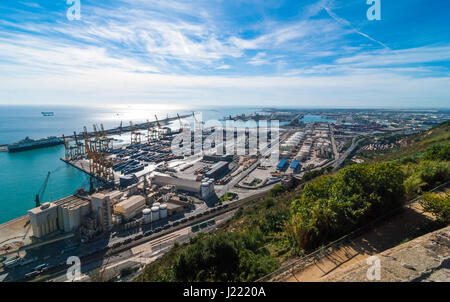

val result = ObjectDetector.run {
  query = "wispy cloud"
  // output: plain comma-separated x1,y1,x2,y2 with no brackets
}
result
0,0,448,107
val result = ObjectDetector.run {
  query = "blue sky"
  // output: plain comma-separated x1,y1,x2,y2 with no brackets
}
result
0,0,449,107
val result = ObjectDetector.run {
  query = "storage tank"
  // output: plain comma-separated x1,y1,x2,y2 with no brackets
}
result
142,208,151,224
151,206,160,222
207,179,214,196
201,181,209,199
153,202,161,208
160,204,168,219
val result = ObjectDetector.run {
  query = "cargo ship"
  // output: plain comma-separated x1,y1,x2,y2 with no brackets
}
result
41,112,54,116
7,136,64,153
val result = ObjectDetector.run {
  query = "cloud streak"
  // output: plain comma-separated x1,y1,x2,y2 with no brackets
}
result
0,0,448,107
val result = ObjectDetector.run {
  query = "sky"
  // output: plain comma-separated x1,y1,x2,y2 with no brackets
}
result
0,0,449,108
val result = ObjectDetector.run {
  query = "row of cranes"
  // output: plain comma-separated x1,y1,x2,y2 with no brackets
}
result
62,114,179,184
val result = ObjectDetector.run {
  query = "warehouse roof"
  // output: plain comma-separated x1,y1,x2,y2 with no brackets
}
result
206,161,229,176
114,195,145,211
151,175,201,193
277,158,288,169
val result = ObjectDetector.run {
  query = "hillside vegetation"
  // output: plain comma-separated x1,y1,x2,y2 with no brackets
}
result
137,121,450,282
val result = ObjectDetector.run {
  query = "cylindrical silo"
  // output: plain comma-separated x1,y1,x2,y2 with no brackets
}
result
207,179,214,196
160,204,168,219
151,206,160,222
201,181,209,199
142,208,151,224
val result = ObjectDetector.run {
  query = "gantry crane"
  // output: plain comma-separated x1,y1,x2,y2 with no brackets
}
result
62,134,77,160
192,111,204,125
83,129,114,183
74,131,85,156
177,113,188,131
147,119,159,142
92,124,102,152
100,124,112,150
130,121,141,145
35,171,51,208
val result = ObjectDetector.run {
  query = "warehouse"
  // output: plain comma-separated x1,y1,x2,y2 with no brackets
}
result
277,158,288,170
151,175,202,195
113,195,146,221
205,161,229,180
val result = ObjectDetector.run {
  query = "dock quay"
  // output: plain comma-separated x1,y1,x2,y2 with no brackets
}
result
62,113,191,140
61,157,116,187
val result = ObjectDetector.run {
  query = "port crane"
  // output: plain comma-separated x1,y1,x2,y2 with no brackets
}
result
154,115,168,140
35,172,51,208
74,131,85,156
83,128,114,183
192,111,204,125
119,121,123,136
92,124,103,152
177,113,189,131
147,119,159,142
100,124,113,150
129,121,142,145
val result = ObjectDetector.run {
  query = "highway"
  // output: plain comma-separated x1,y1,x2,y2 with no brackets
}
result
332,136,362,171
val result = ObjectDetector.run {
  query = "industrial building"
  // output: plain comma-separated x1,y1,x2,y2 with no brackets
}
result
28,202,59,239
113,195,146,221
205,161,229,180
151,175,203,196
277,158,288,171
91,193,113,231
57,197,90,233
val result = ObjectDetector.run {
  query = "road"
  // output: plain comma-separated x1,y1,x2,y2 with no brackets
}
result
332,137,360,171
217,130,291,196
330,124,340,160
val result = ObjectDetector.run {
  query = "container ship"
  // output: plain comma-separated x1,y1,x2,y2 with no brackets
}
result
7,136,64,153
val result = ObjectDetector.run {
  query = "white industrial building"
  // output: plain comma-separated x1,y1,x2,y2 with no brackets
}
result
28,202,58,239
113,195,146,221
151,175,213,199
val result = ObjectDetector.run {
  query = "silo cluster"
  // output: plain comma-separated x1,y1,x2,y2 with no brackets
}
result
201,178,215,200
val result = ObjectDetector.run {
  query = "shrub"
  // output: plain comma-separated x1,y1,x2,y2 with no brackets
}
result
420,192,450,223
289,163,405,250
423,144,450,161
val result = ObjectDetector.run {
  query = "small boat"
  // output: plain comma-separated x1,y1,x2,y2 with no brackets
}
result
41,112,54,116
